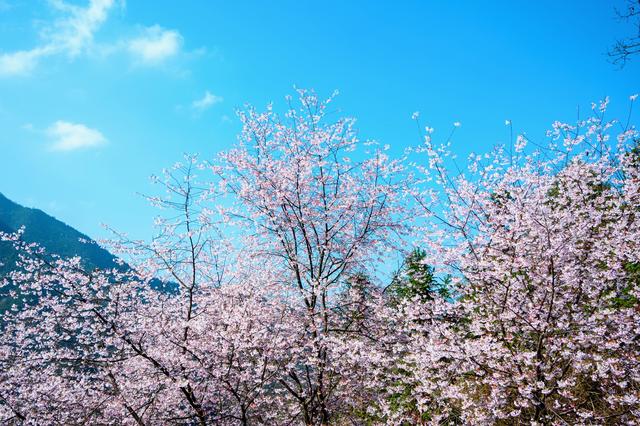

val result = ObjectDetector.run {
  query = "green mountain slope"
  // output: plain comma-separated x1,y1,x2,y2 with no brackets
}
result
0,193,119,311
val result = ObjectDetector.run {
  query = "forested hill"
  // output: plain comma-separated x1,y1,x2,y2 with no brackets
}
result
0,193,119,310
0,193,176,314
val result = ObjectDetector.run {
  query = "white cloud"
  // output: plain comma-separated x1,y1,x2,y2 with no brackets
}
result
128,25,182,65
46,0,115,57
0,48,48,76
192,90,223,111
0,1,186,76
0,0,116,76
47,120,107,151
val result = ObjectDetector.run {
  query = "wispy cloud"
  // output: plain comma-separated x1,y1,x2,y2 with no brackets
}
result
0,48,47,76
128,25,182,65
0,0,116,76
0,0,185,76
192,91,223,111
47,120,107,151
46,0,115,57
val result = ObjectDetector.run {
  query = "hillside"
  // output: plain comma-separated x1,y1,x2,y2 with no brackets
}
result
0,193,119,311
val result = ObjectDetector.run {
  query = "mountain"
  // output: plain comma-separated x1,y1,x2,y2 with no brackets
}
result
0,193,119,311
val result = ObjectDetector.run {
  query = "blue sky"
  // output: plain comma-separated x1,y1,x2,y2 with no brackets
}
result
1,0,638,241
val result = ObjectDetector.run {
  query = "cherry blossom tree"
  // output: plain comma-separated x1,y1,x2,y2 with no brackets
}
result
398,97,640,424
209,89,412,423
0,158,299,424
